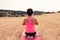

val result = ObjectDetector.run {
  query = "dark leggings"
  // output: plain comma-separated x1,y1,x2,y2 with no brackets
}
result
25,32,36,37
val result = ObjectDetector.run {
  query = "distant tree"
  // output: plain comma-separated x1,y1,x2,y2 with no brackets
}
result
57,11,60,13
45,12,51,14
51,12,55,13
0,13,3,17
15,15,19,17
12,12,17,15
8,15,11,17
34,11,44,15
20,14,25,17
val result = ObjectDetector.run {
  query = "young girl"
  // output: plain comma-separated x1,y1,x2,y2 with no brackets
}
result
22,8,38,38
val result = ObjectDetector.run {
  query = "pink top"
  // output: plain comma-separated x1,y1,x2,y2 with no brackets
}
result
25,17,36,33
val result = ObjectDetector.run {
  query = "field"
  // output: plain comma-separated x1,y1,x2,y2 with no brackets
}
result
0,13,60,40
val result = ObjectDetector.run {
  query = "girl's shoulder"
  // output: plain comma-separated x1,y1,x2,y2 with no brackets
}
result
31,18,37,22
24,18,28,22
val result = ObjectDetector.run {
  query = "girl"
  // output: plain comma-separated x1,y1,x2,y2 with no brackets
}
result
22,8,38,38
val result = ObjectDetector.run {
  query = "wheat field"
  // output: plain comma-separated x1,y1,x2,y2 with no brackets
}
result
0,13,60,40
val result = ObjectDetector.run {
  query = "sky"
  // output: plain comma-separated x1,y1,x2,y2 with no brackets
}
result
0,0,60,12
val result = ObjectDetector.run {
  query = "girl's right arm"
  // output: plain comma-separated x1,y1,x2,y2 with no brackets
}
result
35,19,38,25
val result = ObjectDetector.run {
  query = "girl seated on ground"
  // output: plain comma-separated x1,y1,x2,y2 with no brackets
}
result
22,8,38,38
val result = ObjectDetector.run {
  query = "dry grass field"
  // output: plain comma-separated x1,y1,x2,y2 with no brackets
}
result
0,13,60,40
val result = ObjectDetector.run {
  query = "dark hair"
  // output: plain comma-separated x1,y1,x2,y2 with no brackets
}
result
27,8,33,16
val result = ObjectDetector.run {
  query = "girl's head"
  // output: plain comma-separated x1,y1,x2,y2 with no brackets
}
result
27,8,33,16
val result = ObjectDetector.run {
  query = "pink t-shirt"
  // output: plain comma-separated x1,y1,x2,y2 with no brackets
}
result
25,17,36,33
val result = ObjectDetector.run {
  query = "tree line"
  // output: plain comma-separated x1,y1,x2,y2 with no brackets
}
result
0,9,60,17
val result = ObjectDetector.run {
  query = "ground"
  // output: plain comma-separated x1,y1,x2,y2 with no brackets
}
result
0,13,60,40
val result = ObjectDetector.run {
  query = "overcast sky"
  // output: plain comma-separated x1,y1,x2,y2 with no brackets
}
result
0,0,60,12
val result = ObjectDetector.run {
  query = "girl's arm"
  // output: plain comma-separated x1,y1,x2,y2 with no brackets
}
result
22,19,26,25
34,19,38,25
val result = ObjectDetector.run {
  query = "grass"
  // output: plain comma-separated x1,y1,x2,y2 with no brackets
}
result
0,13,60,40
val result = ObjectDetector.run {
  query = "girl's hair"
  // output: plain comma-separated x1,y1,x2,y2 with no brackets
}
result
27,8,33,16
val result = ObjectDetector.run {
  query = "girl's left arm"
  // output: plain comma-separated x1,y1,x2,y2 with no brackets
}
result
22,19,26,25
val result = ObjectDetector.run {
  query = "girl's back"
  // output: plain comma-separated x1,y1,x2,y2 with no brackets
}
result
25,17,36,33
22,8,38,38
